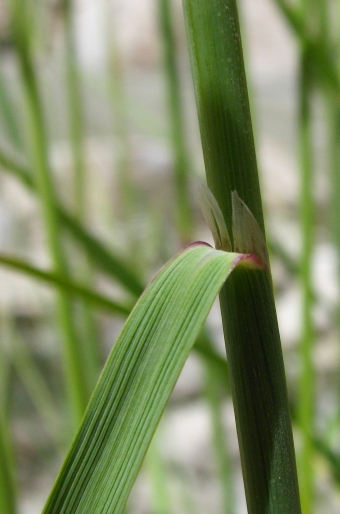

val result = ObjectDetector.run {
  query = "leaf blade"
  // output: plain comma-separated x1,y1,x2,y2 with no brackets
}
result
43,243,259,514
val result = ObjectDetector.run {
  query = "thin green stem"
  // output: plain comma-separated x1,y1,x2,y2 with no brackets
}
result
297,47,315,513
159,0,193,243
10,0,88,427
0,418,16,514
9,325,65,449
63,0,102,395
0,61,23,149
273,0,340,99
106,1,133,219
205,365,234,514
183,1,301,512
63,0,86,219
147,434,172,514
0,317,16,514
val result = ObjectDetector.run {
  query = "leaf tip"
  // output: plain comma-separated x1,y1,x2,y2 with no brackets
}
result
232,190,269,269
198,184,232,251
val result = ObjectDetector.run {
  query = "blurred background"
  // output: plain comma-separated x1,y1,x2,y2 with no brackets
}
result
1,0,340,512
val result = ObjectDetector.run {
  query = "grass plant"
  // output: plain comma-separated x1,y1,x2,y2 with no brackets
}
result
2,0,340,512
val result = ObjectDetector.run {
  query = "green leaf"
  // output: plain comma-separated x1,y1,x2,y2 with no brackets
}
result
43,242,262,514
0,255,132,316
0,147,144,297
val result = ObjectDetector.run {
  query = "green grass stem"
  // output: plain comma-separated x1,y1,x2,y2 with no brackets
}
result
8,323,65,449
63,0,86,219
183,1,301,512
10,0,89,426
105,0,134,222
0,61,23,149
0,316,16,514
297,47,315,513
159,0,193,243
0,418,16,514
205,365,235,514
147,434,172,514
273,0,340,99
62,0,102,396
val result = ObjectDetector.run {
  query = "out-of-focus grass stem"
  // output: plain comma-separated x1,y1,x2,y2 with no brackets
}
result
105,1,146,270
205,365,234,514
274,0,340,97
62,0,102,395
147,434,172,514
159,0,193,244
0,418,16,514
0,62,23,149
320,0,340,434
105,1,134,221
297,45,315,513
0,316,16,514
10,0,88,428
10,324,68,449
63,0,86,219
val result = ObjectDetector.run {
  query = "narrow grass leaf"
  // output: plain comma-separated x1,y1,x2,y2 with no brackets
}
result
43,242,262,514
0,147,144,296
0,255,132,316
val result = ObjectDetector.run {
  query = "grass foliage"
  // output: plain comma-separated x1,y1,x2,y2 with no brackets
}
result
1,0,340,513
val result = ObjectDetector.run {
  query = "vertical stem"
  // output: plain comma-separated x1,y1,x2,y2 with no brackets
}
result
297,48,314,513
0,419,16,514
205,365,235,514
147,435,172,514
105,0,134,221
0,62,23,150
159,0,193,243
183,1,301,512
325,0,340,422
63,0,101,396
105,1,144,269
10,324,65,449
10,0,88,428
63,0,86,219
0,318,16,514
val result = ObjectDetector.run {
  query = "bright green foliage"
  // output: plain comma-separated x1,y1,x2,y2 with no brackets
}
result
43,242,262,514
